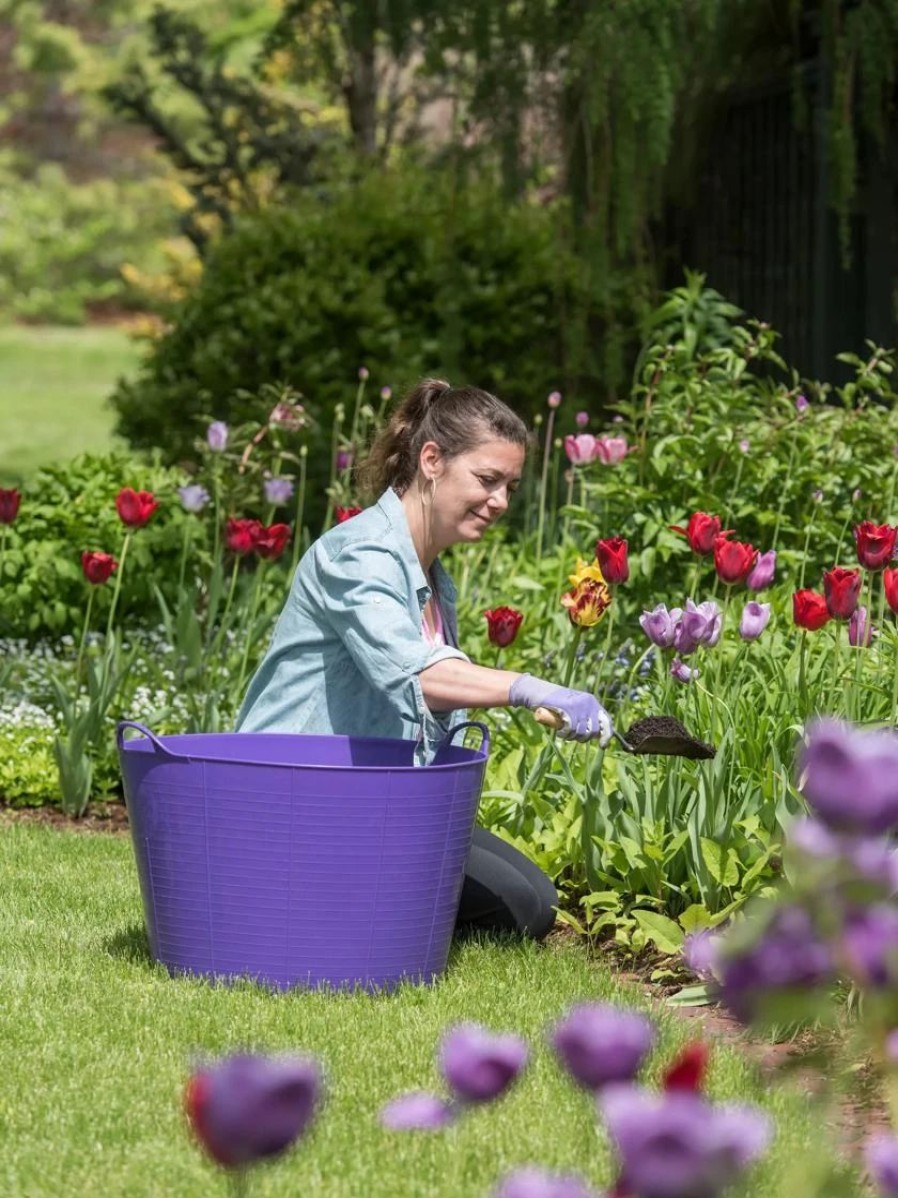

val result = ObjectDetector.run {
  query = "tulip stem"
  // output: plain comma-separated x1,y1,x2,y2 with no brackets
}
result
76,588,95,684
228,1170,249,1198
797,507,818,592
562,626,583,688
105,532,131,643
798,632,808,721
536,408,556,560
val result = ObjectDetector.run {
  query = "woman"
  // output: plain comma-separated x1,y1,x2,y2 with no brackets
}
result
237,379,613,940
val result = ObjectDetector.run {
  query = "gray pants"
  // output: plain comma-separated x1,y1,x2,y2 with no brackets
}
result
456,826,558,941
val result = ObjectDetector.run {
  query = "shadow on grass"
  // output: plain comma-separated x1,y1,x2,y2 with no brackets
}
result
104,922,153,966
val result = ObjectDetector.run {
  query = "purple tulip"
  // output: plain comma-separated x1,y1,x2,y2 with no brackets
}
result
639,603,683,649
184,1053,320,1169
684,930,719,978
839,904,898,988
264,477,295,505
746,550,776,591
739,601,771,641
679,599,722,648
575,411,590,428
439,1023,528,1105
378,1091,456,1131
673,620,701,656
178,484,210,513
712,903,833,1022
671,656,700,683
866,1134,898,1196
550,1002,655,1091
492,1167,599,1198
600,1085,772,1198
380,386,392,401
336,449,354,472
849,605,873,647
206,421,229,452
547,390,562,408
795,394,809,414
358,366,369,380
797,718,898,835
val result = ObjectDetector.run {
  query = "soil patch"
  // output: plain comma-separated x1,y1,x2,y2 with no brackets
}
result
0,800,129,835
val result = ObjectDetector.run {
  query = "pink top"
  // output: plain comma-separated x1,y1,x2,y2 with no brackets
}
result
422,592,445,647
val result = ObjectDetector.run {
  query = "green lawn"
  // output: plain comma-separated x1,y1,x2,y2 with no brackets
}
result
0,324,141,484
0,823,850,1198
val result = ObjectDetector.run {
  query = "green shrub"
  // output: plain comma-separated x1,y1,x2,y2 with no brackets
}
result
0,704,59,807
109,167,593,466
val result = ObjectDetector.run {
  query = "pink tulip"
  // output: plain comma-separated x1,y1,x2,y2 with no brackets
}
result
593,436,629,465
564,434,597,465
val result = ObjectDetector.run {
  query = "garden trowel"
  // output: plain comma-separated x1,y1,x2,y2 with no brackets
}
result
533,708,716,759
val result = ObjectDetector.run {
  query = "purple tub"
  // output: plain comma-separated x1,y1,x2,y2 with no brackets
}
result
116,721,489,992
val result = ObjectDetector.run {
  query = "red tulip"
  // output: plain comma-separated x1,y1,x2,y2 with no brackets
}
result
0,487,21,524
595,536,629,584
670,512,730,556
484,606,524,648
884,568,898,614
662,1042,709,1093
81,550,118,586
822,566,862,619
712,535,757,584
854,521,898,571
254,522,291,560
335,506,363,523
793,590,831,631
226,517,263,555
115,487,159,528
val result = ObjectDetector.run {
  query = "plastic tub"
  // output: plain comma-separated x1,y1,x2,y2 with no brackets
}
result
116,721,489,991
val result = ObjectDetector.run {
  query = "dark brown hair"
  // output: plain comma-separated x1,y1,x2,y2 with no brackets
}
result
356,379,529,500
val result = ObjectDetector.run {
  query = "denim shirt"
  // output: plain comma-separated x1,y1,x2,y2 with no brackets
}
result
235,487,469,762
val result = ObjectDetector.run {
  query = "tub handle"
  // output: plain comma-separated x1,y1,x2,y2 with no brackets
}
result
432,720,490,764
116,721,183,758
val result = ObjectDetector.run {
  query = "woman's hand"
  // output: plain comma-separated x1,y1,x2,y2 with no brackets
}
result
508,674,614,745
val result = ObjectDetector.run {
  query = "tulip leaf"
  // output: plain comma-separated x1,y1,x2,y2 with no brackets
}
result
700,837,740,886
632,910,685,954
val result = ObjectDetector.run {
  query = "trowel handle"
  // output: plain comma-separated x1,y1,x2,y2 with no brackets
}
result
533,706,565,730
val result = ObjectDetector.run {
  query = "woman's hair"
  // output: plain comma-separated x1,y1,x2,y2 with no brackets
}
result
356,379,530,500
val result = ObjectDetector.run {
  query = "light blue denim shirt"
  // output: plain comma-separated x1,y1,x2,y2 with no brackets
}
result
235,487,469,761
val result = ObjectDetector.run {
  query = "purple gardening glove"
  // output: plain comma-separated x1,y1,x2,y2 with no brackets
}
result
508,674,614,746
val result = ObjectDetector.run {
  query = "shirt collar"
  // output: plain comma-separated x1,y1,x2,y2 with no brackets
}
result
376,487,457,603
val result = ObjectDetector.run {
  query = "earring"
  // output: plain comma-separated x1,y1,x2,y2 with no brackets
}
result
420,477,437,508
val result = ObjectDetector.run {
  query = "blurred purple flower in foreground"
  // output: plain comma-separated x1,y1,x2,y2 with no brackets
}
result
600,1085,772,1198
379,1092,455,1131
492,1167,598,1198
839,904,898,989
264,477,295,505
336,449,354,472
380,1022,528,1132
866,1133,898,1197
696,904,833,1023
550,1002,655,1092
795,394,809,414
739,601,771,641
178,484,210,513
185,1053,320,1169
639,603,682,649
440,1023,528,1105
206,421,228,452
797,718,898,835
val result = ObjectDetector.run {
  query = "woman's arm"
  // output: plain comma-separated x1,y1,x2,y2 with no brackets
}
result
419,657,522,712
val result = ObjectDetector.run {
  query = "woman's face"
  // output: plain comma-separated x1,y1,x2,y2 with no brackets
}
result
427,438,525,547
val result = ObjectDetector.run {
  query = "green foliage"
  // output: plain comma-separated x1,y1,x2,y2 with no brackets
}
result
0,451,203,638
0,707,59,807
109,168,589,465
0,159,179,323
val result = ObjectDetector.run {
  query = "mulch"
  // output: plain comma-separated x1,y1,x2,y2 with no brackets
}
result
1,801,889,1158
